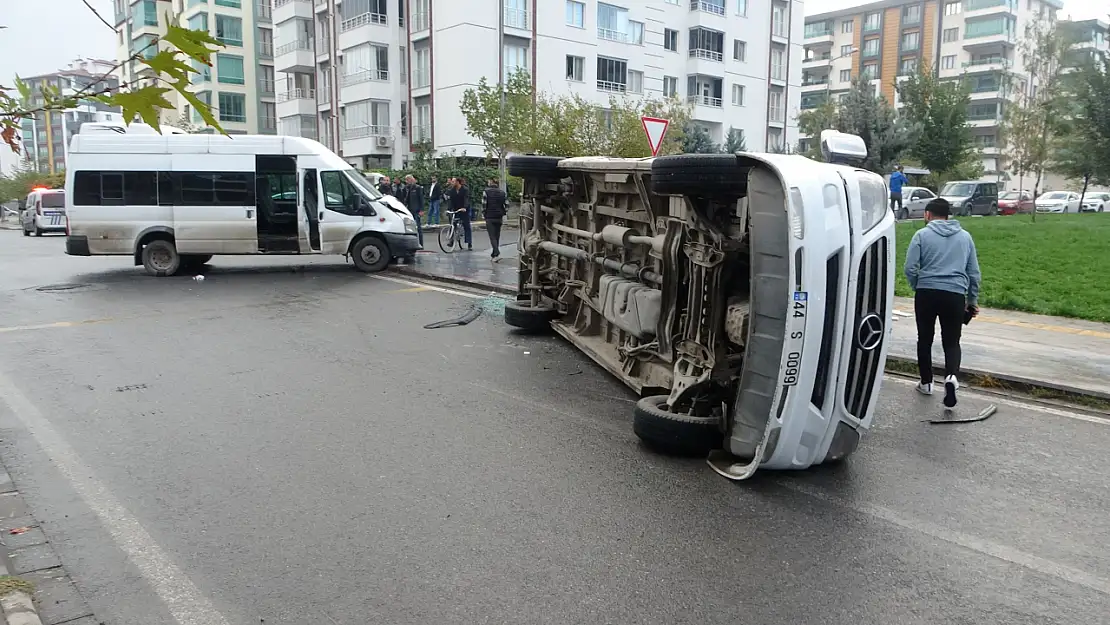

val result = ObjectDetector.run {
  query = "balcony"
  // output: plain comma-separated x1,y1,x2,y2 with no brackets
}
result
964,57,1012,72
259,78,276,95
339,12,388,49
690,0,726,16
275,38,315,72
257,2,272,23
689,48,723,62
687,94,722,108
411,10,429,34
340,12,387,33
598,28,628,43
341,125,392,140
803,53,832,68
276,88,317,116
597,80,628,93
801,77,830,92
341,69,390,87
273,0,313,22
504,6,529,31
963,30,1016,50
804,24,834,45
413,125,432,142
963,0,1016,17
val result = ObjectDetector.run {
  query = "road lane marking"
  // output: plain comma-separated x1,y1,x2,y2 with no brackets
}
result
369,274,492,300
0,318,115,334
0,371,231,625
883,376,1109,426
778,479,1110,598
384,286,433,293
893,309,1110,339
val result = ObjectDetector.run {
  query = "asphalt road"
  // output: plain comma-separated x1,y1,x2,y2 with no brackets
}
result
0,230,1108,625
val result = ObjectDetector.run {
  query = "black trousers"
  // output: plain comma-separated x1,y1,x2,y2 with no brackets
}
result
890,192,903,211
914,288,966,383
486,218,503,256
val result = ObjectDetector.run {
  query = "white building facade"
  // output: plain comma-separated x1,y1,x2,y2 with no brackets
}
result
113,0,277,135
274,0,803,170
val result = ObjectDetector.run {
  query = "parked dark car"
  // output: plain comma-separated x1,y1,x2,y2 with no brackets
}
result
938,180,999,216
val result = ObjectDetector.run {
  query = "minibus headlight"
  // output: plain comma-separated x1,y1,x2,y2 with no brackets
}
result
787,187,805,239
860,199,887,234
403,217,417,234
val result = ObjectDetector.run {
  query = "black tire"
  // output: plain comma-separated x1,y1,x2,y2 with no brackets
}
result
632,395,721,457
22,228,29,237
34,227,42,237
141,239,181,277
504,300,557,331
508,155,564,179
651,154,745,197
988,203,998,216
351,236,390,273
438,225,458,253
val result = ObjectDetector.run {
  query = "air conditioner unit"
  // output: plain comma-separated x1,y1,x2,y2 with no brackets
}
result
376,135,393,148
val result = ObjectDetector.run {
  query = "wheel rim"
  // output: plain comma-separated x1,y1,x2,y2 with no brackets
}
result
360,244,381,265
149,247,173,271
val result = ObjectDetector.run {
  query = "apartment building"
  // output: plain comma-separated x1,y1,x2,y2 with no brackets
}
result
17,60,122,174
273,0,803,170
801,0,1063,181
113,0,277,135
1061,17,1109,65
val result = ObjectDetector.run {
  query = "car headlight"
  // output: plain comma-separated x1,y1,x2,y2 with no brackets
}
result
403,217,417,234
787,187,805,239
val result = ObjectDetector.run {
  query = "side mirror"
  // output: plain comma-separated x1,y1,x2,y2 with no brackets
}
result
360,197,377,217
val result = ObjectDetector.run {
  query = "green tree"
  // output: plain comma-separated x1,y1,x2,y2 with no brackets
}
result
1,10,225,153
835,76,911,172
458,69,535,175
796,98,838,160
896,64,975,177
723,126,746,153
527,94,689,158
0,160,66,202
681,121,718,153
1000,18,1078,198
1065,46,1110,193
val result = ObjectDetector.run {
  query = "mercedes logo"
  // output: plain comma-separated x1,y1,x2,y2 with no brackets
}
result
857,313,884,351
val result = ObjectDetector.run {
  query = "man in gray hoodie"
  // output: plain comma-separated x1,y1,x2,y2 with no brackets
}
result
904,198,982,407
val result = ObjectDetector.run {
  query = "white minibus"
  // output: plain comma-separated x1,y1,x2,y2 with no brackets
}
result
64,133,419,276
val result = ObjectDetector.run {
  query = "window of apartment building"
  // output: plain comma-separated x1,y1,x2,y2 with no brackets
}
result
840,69,851,82
414,104,431,141
504,44,530,77
902,31,920,51
900,57,918,74
258,28,273,57
414,47,430,87
840,44,854,56
260,102,276,132
187,12,208,33
862,38,879,56
841,19,853,34
690,28,725,61
863,12,880,32
218,92,246,123
345,100,390,131
596,56,628,92
770,47,785,80
215,0,241,7
941,55,956,69
411,0,429,31
346,44,390,81
215,15,243,47
191,59,211,83
628,70,643,93
862,62,878,79
768,90,783,122
629,20,645,45
944,1,962,15
664,29,678,51
339,0,388,21
399,47,407,83
566,0,585,27
943,27,959,42
665,0,677,4
734,40,746,61
731,84,745,106
965,16,1015,38
566,55,584,81
597,3,630,42
193,91,211,124
737,0,748,16
216,54,245,84
259,65,275,93
663,75,678,97
902,4,921,25
771,2,787,38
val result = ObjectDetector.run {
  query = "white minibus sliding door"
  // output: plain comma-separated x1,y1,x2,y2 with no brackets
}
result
171,154,258,254
299,167,322,253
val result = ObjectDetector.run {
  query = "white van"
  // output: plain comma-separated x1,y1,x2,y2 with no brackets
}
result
64,133,419,276
505,131,895,480
21,187,67,236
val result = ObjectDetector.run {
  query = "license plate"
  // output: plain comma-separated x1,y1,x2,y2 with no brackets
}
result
782,292,808,387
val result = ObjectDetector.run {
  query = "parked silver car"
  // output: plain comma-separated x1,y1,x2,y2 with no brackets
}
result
893,186,937,220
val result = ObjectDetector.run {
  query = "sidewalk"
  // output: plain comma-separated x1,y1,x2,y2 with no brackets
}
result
398,239,1110,402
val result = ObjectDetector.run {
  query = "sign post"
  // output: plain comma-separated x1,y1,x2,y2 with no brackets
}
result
641,116,670,157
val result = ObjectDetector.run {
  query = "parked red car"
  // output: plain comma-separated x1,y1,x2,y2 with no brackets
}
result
998,190,1034,215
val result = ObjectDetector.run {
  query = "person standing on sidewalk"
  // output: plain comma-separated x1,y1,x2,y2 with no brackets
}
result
482,178,507,260
449,176,472,250
904,198,981,408
377,176,393,196
403,175,425,249
889,165,908,215
426,175,442,226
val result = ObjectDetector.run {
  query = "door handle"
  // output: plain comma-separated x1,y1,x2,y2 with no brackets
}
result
319,211,324,221
246,209,254,219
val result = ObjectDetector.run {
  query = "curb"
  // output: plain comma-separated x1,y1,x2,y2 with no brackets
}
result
0,591,41,625
395,266,1110,412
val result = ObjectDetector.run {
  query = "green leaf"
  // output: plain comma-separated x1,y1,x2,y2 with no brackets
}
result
14,77,30,102
176,82,223,133
162,19,223,66
140,49,196,85
106,87,175,132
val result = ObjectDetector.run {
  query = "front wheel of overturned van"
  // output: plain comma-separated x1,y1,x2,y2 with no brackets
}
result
504,300,558,332
633,395,721,457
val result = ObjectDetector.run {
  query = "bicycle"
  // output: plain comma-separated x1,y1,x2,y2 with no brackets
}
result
438,209,467,253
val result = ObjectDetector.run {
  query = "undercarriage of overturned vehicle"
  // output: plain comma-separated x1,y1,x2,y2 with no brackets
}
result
505,154,788,462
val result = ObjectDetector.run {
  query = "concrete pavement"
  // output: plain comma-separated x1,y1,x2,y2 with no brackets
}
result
0,230,1108,624
400,230,1110,403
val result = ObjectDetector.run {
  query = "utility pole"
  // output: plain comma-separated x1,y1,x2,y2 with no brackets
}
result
498,0,507,192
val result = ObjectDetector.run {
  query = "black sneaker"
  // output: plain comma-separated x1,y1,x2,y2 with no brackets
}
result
943,375,959,408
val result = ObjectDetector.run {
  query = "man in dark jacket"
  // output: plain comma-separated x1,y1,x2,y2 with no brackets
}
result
377,176,393,196
482,179,508,259
403,175,425,248
449,176,472,250
426,175,442,225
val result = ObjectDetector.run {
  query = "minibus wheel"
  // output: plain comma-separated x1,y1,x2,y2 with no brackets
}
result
633,396,721,457
141,239,181,277
650,154,746,198
508,155,564,179
351,236,390,273
503,300,557,331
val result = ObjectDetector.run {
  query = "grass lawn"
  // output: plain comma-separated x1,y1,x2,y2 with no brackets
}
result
894,213,1110,323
